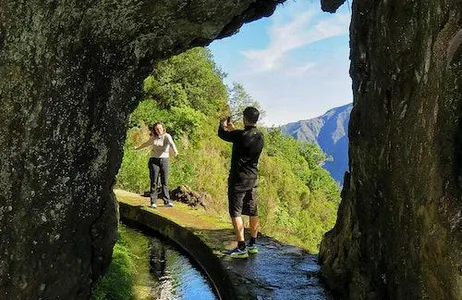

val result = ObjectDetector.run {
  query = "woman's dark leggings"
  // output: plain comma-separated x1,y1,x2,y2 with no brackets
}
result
148,157,170,205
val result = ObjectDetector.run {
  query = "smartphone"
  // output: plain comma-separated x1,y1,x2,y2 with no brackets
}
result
227,116,231,123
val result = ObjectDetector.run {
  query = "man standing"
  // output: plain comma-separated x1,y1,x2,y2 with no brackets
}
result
218,107,264,259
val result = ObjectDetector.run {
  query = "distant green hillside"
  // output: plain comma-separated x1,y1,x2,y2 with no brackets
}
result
116,47,340,253
280,103,352,185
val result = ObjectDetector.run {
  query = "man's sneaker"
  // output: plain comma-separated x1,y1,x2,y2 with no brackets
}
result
247,244,258,254
227,247,248,259
149,203,157,208
165,202,174,207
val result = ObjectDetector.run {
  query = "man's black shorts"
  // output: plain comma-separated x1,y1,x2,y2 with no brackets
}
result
228,184,258,217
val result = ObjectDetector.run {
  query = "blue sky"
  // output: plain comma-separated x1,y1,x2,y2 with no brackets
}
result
209,0,352,126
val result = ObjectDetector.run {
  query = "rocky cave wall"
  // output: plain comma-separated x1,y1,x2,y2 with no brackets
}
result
0,0,283,298
320,1,462,300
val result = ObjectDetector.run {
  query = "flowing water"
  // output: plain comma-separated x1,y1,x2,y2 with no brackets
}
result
121,224,218,300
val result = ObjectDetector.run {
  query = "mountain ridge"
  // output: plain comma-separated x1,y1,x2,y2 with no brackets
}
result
280,103,352,184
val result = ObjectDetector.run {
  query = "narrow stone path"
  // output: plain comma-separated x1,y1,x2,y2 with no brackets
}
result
115,189,336,300
114,189,222,230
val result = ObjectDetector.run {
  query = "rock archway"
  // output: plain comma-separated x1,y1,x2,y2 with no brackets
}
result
1,0,461,299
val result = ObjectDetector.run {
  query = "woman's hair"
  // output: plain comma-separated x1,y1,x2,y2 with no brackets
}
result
149,122,164,137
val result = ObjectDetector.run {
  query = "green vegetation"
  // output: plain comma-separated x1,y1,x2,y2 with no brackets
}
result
258,128,340,251
116,47,340,253
92,227,135,300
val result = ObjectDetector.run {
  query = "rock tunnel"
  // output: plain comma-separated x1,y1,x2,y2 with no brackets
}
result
0,0,461,299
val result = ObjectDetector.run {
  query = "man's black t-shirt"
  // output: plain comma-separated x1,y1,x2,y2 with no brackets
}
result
218,123,264,190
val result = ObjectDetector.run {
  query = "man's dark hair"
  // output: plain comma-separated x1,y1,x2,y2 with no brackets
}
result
243,106,259,124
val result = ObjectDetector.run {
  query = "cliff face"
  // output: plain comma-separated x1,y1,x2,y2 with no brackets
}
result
320,1,462,300
0,1,283,298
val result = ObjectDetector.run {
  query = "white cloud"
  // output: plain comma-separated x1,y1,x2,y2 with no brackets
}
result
241,9,350,73
229,42,352,126
283,61,317,77
237,58,352,126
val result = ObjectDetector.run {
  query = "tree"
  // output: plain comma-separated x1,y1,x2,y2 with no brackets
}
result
227,82,265,121
143,47,228,118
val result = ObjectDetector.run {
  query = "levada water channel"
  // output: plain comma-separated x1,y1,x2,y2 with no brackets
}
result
119,223,217,300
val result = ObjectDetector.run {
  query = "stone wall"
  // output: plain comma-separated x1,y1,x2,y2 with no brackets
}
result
320,1,462,299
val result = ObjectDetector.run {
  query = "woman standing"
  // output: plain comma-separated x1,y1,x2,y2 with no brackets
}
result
135,123,179,208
